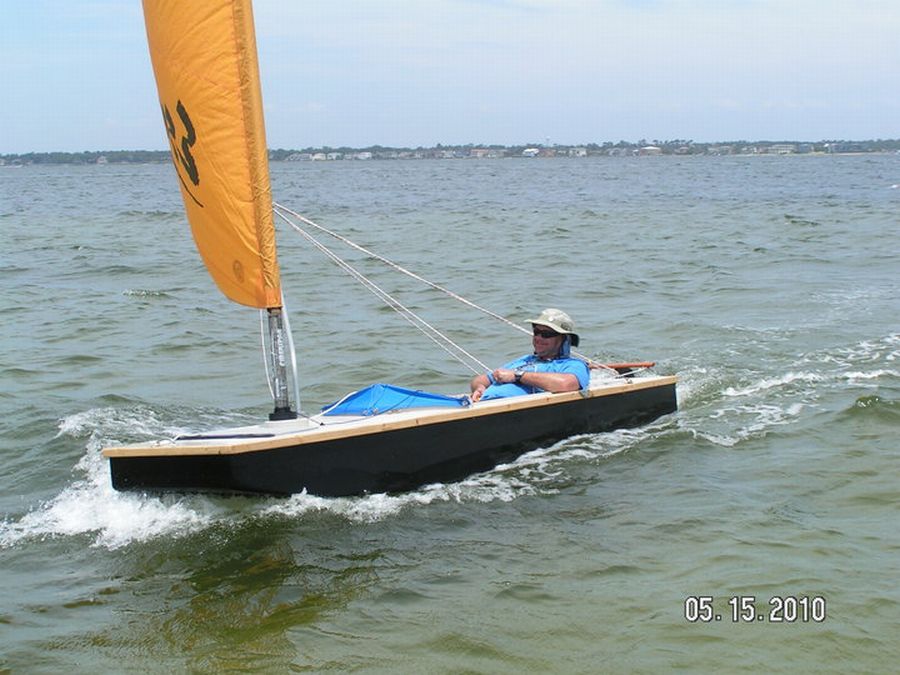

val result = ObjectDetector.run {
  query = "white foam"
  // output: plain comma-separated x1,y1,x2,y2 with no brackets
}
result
258,438,602,523
671,366,711,406
259,489,441,523
692,401,806,447
57,405,194,443
803,334,900,370
1,407,235,550
1,418,223,550
842,369,898,381
723,372,825,398
722,336,899,401
2,474,215,550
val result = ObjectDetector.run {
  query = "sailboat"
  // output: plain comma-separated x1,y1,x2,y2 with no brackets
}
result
102,0,677,497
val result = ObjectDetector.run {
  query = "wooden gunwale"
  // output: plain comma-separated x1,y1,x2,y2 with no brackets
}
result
102,376,676,458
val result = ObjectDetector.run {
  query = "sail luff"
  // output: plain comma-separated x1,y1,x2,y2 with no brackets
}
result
142,0,281,309
231,0,281,309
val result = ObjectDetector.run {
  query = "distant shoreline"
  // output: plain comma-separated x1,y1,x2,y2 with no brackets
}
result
2,139,898,165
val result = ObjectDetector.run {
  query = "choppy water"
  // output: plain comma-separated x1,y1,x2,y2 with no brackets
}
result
1,156,898,672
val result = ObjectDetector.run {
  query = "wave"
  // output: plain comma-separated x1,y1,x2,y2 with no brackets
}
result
783,214,820,227
718,334,898,397
115,209,182,221
723,371,826,398
122,289,175,299
841,394,899,423
669,333,898,448
688,402,807,448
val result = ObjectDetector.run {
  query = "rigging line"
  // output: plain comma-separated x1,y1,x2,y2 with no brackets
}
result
273,202,607,370
289,223,486,376
275,211,490,375
274,202,529,334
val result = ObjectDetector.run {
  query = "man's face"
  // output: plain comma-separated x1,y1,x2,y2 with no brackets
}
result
532,324,564,359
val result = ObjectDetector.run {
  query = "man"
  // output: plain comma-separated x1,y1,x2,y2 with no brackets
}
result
469,308,591,402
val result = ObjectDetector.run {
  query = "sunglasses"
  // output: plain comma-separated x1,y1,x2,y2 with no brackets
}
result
532,327,560,338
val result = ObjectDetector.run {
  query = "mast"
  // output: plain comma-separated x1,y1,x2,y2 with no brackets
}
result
267,308,297,420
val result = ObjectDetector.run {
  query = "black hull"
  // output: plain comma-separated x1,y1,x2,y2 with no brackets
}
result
108,381,676,497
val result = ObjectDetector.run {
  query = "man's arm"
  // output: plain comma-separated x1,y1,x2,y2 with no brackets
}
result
469,373,491,402
491,369,579,393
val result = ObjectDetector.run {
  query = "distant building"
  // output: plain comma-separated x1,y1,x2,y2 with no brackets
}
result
638,146,662,156
766,144,796,155
707,145,734,155
826,142,864,153
469,147,503,158
522,148,540,157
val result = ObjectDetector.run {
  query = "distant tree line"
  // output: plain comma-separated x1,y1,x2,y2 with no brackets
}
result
0,150,172,165
3,139,899,165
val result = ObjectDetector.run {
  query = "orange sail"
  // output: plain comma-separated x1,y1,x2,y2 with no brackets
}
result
142,0,281,308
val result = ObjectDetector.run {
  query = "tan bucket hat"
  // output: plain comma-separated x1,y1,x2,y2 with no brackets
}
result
527,308,580,346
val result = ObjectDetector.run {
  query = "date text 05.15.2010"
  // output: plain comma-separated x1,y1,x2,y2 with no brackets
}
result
684,596,826,623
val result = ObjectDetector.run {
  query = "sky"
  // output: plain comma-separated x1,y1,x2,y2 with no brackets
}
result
1,0,898,154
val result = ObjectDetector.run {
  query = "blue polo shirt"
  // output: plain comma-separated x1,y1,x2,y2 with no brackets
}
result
480,354,591,400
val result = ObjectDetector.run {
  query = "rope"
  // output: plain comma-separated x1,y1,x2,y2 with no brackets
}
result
273,204,634,377
275,210,490,375
274,203,529,333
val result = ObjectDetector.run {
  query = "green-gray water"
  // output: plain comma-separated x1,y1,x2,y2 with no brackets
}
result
1,156,898,672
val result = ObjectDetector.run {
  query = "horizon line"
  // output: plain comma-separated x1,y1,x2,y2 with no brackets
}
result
3,137,899,157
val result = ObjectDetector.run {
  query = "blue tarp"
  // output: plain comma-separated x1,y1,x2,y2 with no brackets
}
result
321,383,470,416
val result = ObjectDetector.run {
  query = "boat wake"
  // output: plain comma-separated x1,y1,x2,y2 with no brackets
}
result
261,424,662,522
674,333,899,448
